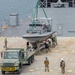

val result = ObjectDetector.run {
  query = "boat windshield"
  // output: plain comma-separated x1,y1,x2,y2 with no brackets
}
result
29,24,42,27
4,52,19,59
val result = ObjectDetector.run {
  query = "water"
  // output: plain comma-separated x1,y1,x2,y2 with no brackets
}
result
0,0,37,25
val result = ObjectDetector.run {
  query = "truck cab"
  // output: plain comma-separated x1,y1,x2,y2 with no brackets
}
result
1,48,35,74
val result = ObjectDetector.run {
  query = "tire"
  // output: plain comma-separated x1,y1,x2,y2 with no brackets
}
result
31,55,34,63
28,58,31,65
31,56,33,63
17,68,21,74
2,71,5,74
33,55,34,61
17,65,22,74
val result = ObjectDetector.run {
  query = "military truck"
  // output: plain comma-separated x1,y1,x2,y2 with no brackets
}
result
1,48,35,74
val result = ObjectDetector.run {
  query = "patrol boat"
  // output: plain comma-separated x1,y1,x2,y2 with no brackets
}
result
23,0,55,42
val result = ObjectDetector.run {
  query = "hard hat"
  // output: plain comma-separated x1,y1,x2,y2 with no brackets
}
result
61,58,64,60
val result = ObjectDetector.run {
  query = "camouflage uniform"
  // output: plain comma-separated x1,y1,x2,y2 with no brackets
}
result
48,38,52,48
26,41,29,49
44,57,49,71
60,60,65,74
4,38,7,48
44,42,50,53
47,39,52,52
53,36,58,45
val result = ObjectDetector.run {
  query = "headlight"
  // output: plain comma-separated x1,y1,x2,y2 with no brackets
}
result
14,61,19,66
14,63,19,66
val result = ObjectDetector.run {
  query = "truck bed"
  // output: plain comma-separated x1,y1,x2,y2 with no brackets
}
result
26,50,36,59
26,43,45,59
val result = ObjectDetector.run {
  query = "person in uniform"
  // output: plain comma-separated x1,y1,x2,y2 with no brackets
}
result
60,58,65,74
44,40,50,53
26,41,29,49
4,38,7,48
36,40,40,55
47,38,52,51
53,34,58,45
44,57,49,72
51,34,58,48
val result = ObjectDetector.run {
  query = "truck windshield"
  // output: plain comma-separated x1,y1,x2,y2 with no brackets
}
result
4,52,19,59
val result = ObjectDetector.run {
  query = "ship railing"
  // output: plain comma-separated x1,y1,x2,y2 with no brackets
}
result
38,1,51,8
26,28,44,34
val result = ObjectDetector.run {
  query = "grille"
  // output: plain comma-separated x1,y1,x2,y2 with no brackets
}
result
3,63,14,67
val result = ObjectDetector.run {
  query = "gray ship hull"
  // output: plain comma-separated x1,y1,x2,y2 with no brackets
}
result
38,8,75,36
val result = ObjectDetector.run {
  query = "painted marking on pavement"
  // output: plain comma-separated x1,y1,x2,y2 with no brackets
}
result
40,68,43,69
71,50,75,53
36,67,39,70
63,51,67,53
67,70,72,72
29,69,34,72
53,50,59,52
49,70,53,72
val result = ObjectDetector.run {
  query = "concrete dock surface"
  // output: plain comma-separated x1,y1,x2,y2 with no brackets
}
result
0,37,75,75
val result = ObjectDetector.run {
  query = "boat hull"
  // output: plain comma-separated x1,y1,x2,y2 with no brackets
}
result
38,8,75,36
23,31,55,42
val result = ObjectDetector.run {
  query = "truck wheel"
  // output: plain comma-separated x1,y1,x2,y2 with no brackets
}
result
33,55,34,61
2,71,5,74
28,58,31,65
31,55,34,63
17,68,21,74
31,57,33,63
17,65,22,74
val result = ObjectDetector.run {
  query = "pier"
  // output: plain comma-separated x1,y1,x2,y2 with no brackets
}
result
0,37,75,75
